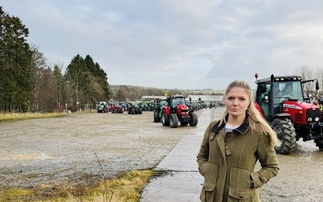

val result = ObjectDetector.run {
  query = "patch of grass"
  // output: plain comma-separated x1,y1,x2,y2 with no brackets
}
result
0,169,154,202
0,112,67,122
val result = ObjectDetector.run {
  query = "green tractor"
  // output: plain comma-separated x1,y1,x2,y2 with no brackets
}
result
139,102,148,111
153,98,167,122
149,101,156,111
127,102,142,114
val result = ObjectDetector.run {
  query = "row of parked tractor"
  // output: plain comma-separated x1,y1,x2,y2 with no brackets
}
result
97,94,203,128
98,98,216,114
97,99,174,114
97,101,143,114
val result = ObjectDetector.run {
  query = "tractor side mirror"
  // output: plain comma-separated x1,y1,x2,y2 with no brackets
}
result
316,81,319,91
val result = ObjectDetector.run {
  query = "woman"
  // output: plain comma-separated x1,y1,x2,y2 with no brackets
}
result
197,80,279,202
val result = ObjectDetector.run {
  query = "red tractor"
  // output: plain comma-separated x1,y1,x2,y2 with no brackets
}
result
254,74,323,154
111,102,123,113
161,95,198,128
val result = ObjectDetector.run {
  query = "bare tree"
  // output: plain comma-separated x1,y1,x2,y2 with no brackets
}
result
53,62,64,111
116,85,128,101
37,68,57,111
30,45,48,111
316,68,323,97
295,65,316,97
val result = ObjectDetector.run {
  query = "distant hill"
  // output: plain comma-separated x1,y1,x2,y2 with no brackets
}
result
110,85,224,94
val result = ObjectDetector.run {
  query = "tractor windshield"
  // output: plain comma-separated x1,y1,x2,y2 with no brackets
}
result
172,97,185,108
274,81,304,102
160,100,167,106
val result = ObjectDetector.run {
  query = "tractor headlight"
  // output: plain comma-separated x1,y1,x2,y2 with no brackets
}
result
307,117,320,122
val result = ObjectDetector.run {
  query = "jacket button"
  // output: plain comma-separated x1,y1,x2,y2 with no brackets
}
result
240,194,244,198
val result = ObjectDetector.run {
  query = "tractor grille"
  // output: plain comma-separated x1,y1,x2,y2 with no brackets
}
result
180,109,189,116
182,109,188,113
306,108,320,122
295,113,303,122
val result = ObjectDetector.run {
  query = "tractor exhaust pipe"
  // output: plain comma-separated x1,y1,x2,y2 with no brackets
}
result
270,74,275,117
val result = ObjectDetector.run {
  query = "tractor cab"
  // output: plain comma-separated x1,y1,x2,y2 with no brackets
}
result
255,74,320,120
255,76,305,119
166,95,186,113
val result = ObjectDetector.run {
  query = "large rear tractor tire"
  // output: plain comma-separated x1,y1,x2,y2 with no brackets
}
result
189,112,198,126
161,111,170,126
170,114,179,128
154,110,160,122
271,118,296,154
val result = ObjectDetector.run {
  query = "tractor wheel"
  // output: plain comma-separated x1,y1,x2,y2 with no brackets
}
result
161,111,170,126
154,111,160,122
314,139,323,151
271,118,296,154
170,114,179,128
189,112,198,126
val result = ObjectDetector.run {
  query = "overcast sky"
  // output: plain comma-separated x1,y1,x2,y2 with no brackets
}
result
1,0,323,90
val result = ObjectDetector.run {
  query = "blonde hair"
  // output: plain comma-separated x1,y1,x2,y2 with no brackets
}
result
219,80,278,145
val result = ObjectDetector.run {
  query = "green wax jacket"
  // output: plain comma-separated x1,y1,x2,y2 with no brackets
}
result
197,117,279,202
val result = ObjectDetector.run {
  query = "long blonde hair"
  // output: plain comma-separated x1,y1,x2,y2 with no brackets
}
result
219,80,278,145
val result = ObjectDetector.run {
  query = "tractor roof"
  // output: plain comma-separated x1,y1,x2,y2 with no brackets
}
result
170,94,186,98
255,75,302,84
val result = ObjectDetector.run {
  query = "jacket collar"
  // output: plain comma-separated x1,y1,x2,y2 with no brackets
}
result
211,114,250,135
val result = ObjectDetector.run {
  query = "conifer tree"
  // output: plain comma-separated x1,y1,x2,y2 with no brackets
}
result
0,7,32,112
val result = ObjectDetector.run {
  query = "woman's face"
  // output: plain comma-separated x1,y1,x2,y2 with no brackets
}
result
225,87,250,118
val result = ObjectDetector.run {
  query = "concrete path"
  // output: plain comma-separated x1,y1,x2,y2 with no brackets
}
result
140,108,224,202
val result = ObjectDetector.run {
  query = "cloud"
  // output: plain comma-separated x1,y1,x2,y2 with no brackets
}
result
2,0,323,90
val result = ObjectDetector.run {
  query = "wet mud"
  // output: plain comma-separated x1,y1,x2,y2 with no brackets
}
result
260,140,323,201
